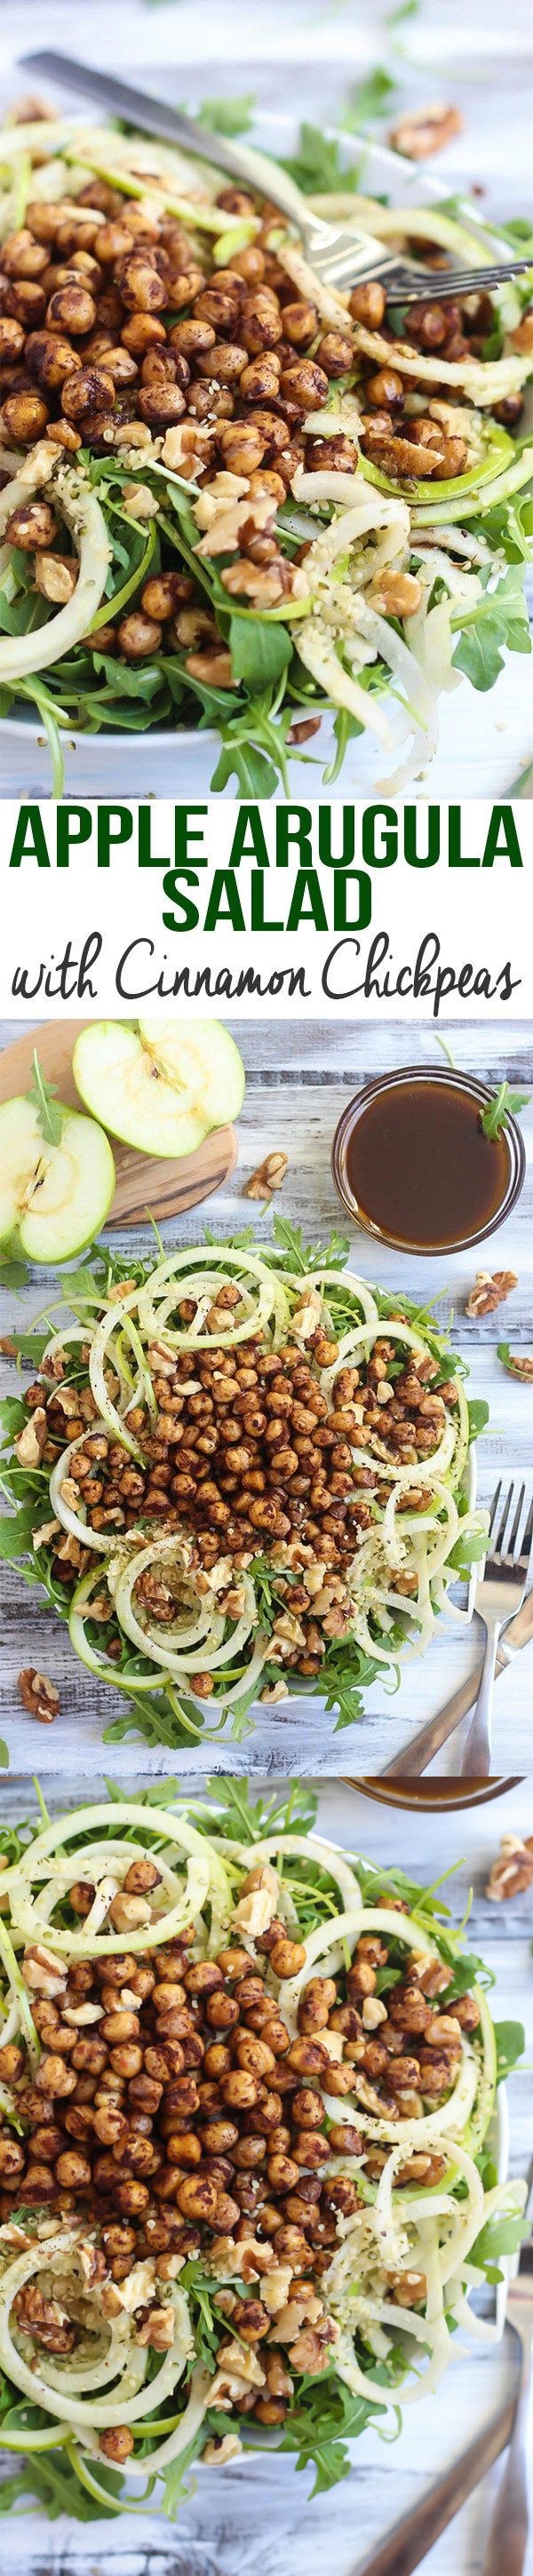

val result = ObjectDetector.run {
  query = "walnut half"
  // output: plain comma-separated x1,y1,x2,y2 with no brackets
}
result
465,1271,518,1318
18,1668,60,1723
389,104,463,160
486,1834,533,1901
244,1153,289,1201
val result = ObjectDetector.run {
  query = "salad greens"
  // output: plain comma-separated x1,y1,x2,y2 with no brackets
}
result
0,1780,527,2518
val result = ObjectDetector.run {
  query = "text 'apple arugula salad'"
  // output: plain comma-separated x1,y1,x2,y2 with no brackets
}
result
0,104,531,794
0,1207,489,1745
0,1780,526,2522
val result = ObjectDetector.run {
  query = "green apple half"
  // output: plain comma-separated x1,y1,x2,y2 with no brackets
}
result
73,1020,246,1159
0,1097,115,1264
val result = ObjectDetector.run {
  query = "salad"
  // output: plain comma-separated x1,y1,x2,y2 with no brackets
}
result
0,1222,489,1745
0,105,531,795
0,1780,526,2521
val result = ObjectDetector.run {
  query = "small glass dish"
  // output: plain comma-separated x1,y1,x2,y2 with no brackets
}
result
331,1065,526,1256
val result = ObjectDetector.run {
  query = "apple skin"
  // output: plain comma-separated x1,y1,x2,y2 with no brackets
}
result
0,1100,115,1266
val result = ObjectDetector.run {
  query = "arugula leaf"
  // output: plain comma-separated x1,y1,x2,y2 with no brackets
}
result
493,2020,525,2081
198,95,256,138
346,68,397,128
480,1081,529,1139
452,564,532,693
229,615,293,692
280,124,362,198
0,1741,8,1770
473,493,533,564
497,218,533,255
0,1257,30,1295
278,2365,387,2493
387,0,419,23
270,1214,350,1273
0,1396,28,1444
28,1051,63,1149
467,1399,490,1440
204,1774,317,1843
469,2207,529,2276
438,1949,493,2003
0,1505,39,1560
0,2447,122,2519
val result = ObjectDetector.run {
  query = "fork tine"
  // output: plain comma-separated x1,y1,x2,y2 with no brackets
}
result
519,1494,533,1564
508,1481,526,1555
488,1479,502,1537
495,1482,514,1555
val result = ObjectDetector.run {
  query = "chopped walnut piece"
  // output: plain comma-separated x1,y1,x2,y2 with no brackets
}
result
18,1668,60,1724
203,2433,243,2466
486,1834,533,1901
244,1153,289,1202
389,104,463,160
259,1679,290,1704
14,1409,47,1467
465,1271,518,1317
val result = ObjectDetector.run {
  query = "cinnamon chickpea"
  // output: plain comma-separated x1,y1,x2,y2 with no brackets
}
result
268,1937,307,1978
2,392,49,442
109,2044,144,2078
46,284,97,334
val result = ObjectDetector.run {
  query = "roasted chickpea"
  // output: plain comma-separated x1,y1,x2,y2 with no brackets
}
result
239,354,282,402
0,315,25,360
315,330,354,375
4,498,58,549
269,1938,306,1978
54,2150,91,2190
279,360,329,409
3,280,46,327
61,365,115,421
349,281,386,328
137,382,187,427
364,367,404,410
0,2134,25,2179
99,2427,134,2463
118,613,163,660
195,341,247,384
1,391,49,441
109,2044,144,2079
118,259,168,315
121,314,167,357
46,285,97,334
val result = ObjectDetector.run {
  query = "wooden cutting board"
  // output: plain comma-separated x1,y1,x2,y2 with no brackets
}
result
1,1022,238,1226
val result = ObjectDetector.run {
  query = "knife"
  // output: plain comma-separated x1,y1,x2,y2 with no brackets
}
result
382,1591,533,1778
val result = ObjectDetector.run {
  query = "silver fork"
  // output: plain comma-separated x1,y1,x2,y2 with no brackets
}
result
20,51,533,306
459,1482,533,1778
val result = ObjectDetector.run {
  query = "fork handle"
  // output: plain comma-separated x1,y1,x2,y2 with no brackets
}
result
482,2325,532,2576
458,1613,502,1777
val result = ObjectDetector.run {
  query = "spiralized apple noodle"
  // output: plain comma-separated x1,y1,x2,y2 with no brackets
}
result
0,116,531,793
0,1798,525,2511
28,1244,487,1726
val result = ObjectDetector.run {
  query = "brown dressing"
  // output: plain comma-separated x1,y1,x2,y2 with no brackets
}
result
344,1077,510,1252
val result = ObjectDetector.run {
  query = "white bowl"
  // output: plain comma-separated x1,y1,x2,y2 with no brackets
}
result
2,113,531,799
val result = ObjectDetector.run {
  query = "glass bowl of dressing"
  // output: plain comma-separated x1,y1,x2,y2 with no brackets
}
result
331,1066,526,1256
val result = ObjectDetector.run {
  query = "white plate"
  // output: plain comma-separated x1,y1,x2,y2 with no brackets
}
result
1,113,531,799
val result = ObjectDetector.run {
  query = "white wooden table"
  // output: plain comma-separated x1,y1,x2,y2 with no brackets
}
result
2,1016,532,1777
0,1771,531,2576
